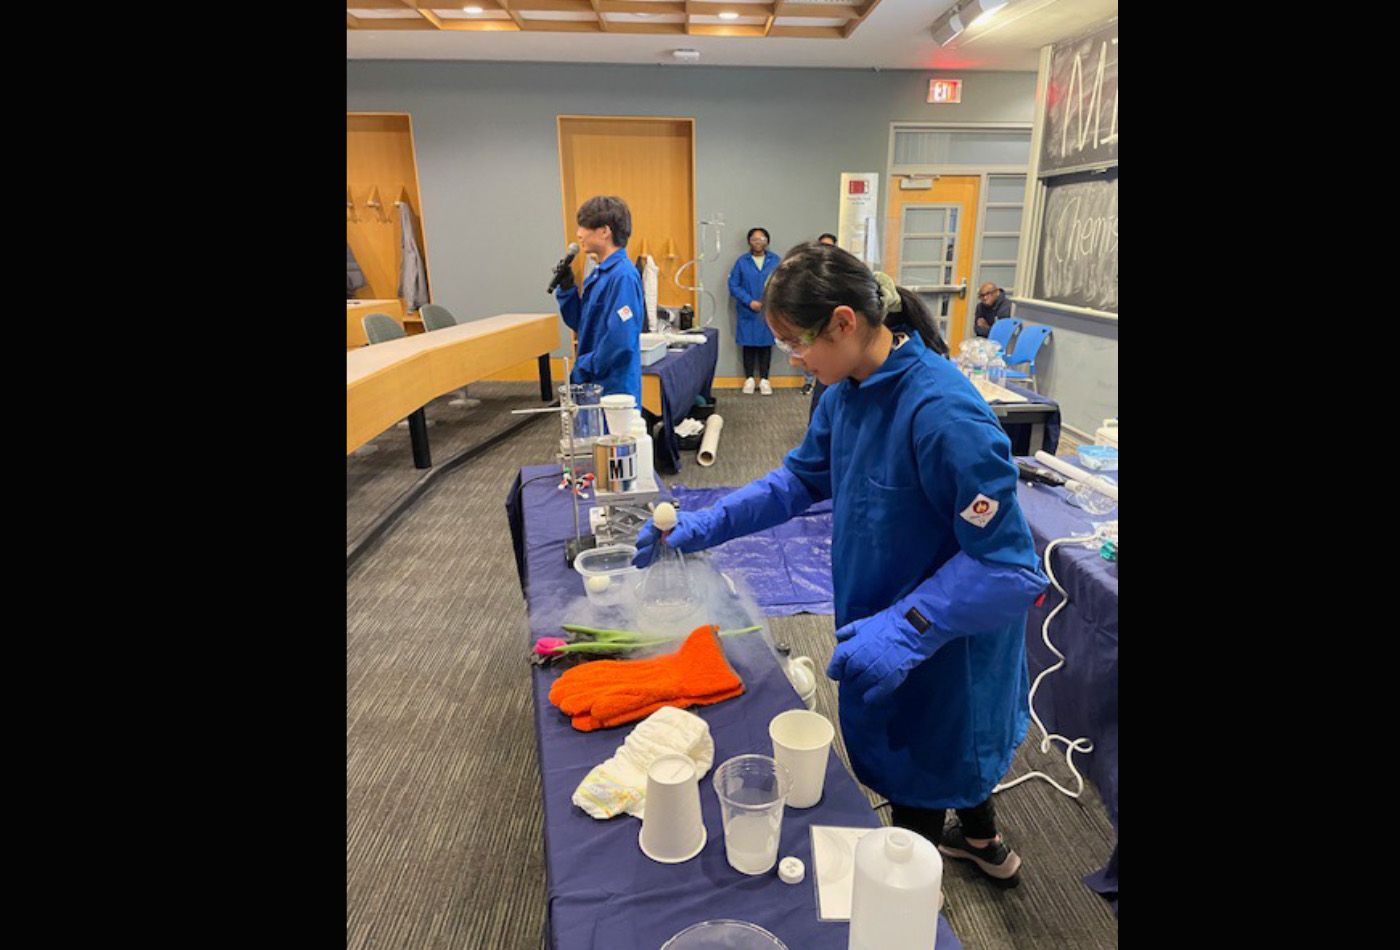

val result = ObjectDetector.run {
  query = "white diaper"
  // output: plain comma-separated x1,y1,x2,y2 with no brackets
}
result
572,706,715,820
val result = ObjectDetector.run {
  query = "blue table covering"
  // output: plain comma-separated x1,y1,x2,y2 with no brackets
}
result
994,384,1062,456
506,464,963,950
1015,471,1119,915
644,328,719,474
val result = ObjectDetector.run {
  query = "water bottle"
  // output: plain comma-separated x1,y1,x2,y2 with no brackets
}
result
848,827,943,950
988,355,1007,388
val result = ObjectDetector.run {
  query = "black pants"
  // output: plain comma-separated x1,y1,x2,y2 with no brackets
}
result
889,796,998,846
741,345,772,379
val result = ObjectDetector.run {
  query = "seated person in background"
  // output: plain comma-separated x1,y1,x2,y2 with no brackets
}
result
555,195,644,408
974,283,1013,339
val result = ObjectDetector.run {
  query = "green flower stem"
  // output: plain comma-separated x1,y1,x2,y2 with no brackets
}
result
560,623,762,642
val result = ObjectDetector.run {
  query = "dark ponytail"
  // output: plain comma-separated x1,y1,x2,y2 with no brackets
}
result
763,242,948,357
891,287,949,357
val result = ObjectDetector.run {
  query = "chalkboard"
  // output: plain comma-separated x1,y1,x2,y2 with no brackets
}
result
1032,170,1117,314
1039,19,1117,177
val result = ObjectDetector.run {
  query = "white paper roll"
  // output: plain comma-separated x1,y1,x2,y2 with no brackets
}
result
697,414,725,467
1034,450,1119,501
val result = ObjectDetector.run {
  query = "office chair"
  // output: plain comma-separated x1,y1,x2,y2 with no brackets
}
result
987,317,1021,359
1001,324,1053,392
361,312,434,434
418,304,480,409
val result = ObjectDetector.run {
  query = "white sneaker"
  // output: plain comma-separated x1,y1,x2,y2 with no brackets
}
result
759,379,773,395
742,377,756,394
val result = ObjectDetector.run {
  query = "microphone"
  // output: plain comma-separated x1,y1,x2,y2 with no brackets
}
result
547,243,581,293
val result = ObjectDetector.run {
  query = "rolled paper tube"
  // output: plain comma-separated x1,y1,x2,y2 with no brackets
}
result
697,414,725,468
1033,450,1119,502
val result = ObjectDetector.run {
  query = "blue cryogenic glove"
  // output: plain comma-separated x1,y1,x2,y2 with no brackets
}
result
632,509,719,567
826,550,1047,705
631,467,818,568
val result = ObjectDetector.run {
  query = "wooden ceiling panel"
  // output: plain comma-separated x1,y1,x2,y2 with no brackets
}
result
347,0,881,37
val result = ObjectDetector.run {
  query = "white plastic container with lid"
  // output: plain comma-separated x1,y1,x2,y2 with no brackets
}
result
573,544,640,607
848,826,942,950
628,415,655,488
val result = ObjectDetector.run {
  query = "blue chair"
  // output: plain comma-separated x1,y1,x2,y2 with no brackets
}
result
987,317,1021,357
1001,324,1053,392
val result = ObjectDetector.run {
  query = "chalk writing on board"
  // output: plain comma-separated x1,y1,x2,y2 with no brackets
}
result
1034,174,1117,314
1040,20,1118,176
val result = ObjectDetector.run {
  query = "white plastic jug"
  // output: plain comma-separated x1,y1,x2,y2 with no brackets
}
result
848,826,942,950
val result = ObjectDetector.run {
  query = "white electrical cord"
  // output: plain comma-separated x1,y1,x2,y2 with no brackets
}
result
993,529,1106,800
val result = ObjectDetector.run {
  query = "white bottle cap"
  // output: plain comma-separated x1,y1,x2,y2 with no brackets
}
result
778,856,805,884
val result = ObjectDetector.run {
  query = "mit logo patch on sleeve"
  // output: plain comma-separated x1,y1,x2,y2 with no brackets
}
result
960,493,999,528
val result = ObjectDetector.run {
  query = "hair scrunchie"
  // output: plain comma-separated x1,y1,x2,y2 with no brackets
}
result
873,271,903,316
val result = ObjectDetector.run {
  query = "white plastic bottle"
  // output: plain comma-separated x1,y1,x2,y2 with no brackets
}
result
848,827,942,950
628,415,655,491
988,354,1008,388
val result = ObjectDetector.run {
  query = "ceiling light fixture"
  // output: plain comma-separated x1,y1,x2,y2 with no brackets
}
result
964,0,1008,26
931,9,969,46
719,11,740,19
464,4,483,12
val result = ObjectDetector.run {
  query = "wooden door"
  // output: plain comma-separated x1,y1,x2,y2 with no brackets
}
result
557,117,695,310
883,176,980,345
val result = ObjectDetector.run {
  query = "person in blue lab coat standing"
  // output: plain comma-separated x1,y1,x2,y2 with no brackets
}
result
554,195,644,408
634,242,1047,888
728,227,780,395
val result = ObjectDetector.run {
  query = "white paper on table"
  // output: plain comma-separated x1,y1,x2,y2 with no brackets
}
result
810,825,879,921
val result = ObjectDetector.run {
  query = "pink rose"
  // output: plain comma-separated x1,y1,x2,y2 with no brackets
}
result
533,637,569,657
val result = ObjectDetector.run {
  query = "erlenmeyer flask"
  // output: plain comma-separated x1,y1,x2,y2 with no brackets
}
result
636,503,700,621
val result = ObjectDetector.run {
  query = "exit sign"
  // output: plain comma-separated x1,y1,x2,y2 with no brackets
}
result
928,79,962,103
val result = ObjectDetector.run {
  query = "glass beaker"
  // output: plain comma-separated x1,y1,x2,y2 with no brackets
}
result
559,383,604,442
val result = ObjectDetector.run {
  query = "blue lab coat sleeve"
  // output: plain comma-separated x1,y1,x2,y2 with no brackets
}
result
556,285,582,332
779,384,836,502
828,414,1046,705
728,259,751,307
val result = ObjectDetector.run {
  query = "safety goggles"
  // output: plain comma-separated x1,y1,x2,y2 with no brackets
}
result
772,313,833,355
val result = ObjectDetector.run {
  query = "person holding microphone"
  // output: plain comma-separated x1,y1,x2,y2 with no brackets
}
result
553,195,644,407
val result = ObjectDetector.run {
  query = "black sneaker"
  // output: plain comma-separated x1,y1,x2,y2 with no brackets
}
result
937,824,1022,888
800,383,813,395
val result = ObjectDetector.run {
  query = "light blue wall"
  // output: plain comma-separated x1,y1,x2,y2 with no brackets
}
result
347,61,1037,379
1007,300,1117,436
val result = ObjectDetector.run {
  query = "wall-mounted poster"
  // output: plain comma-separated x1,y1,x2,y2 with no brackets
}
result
837,173,880,268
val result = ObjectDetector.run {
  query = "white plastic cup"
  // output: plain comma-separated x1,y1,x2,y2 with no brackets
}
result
639,754,707,864
768,710,835,809
712,754,792,875
600,394,637,436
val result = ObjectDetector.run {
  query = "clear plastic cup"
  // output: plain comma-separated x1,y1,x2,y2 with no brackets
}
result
712,755,792,875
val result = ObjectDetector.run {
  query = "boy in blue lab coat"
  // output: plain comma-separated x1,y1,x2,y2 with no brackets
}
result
554,195,644,408
634,243,1047,888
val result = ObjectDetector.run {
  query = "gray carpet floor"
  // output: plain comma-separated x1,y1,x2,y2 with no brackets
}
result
347,383,1117,950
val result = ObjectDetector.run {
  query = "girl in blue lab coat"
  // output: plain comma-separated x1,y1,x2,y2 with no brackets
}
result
636,243,1047,887
728,227,779,395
